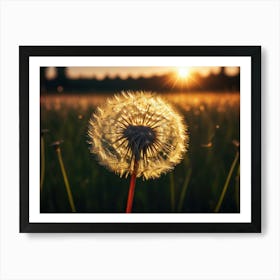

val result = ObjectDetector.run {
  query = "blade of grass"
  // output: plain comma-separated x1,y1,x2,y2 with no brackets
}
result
178,168,192,212
40,136,45,191
214,151,239,213
169,172,175,212
56,147,76,212
235,164,240,211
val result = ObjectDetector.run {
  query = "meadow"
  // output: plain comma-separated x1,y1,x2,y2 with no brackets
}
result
40,92,240,213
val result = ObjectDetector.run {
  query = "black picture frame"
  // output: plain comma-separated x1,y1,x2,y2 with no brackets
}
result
20,46,261,233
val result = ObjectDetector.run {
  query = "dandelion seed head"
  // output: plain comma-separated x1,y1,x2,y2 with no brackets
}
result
88,91,188,180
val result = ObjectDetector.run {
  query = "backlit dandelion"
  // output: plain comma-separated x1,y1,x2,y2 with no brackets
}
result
88,91,188,212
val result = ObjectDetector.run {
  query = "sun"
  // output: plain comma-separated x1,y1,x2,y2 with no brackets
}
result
164,67,195,90
177,67,191,79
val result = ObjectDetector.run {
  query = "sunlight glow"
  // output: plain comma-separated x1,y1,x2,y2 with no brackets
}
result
177,67,191,79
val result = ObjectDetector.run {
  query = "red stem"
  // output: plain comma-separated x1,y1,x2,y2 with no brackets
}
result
126,161,138,213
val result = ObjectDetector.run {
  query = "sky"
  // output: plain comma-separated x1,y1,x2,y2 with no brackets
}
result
45,66,240,80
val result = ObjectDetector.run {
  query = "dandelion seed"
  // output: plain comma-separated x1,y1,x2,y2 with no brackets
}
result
88,91,188,180
50,140,64,151
201,142,212,148
41,128,50,137
232,139,240,148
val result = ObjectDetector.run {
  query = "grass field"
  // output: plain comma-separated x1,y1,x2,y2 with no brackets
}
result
40,92,240,213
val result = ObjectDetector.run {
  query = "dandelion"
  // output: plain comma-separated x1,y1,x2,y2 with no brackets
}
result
51,140,76,213
88,91,188,212
214,140,240,213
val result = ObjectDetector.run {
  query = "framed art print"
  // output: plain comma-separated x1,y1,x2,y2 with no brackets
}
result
19,46,261,233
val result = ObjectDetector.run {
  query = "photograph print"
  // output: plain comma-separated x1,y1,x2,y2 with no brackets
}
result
20,46,261,232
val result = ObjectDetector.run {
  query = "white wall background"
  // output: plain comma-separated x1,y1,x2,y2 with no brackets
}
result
0,0,279,279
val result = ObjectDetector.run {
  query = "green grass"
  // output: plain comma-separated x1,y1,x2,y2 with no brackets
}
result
40,92,240,213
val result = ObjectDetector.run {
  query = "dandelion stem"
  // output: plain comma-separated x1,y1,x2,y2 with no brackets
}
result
56,147,76,212
126,160,139,213
214,151,239,213
40,136,45,191
169,172,175,212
